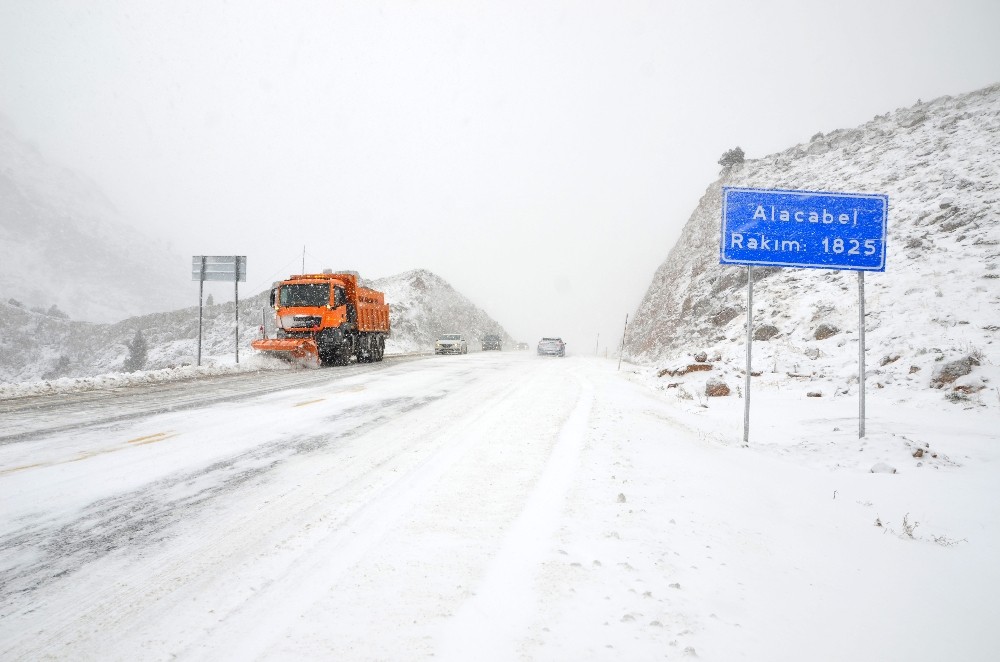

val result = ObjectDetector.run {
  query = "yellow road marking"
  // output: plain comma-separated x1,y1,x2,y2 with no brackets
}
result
1,431,180,478
294,398,326,407
71,447,121,462
129,432,177,446
0,462,48,476
126,432,173,445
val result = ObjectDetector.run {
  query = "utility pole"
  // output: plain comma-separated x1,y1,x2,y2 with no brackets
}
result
617,313,629,371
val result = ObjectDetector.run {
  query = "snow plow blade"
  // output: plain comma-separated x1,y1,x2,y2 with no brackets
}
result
250,338,320,365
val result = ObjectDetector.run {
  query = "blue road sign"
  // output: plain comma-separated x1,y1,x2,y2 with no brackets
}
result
721,188,888,271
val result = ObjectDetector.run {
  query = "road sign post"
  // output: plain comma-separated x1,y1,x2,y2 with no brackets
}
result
720,188,887,443
192,256,247,366
234,257,240,363
859,271,866,437
744,265,752,447
618,313,628,371
197,257,206,366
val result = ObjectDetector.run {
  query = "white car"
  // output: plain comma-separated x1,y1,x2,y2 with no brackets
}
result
435,333,468,355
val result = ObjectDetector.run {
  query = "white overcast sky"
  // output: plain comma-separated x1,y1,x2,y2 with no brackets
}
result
2,0,999,351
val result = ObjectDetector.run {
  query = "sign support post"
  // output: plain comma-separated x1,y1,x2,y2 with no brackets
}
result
192,255,247,367
858,271,866,438
234,255,240,364
197,256,206,366
617,313,629,371
744,265,753,447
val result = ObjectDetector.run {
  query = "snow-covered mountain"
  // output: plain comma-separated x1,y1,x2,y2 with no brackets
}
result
0,118,189,322
369,269,511,353
0,269,511,384
625,83,1000,404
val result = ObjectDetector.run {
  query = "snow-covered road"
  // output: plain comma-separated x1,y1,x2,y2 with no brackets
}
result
1,352,596,659
1,352,998,660
0,354,426,442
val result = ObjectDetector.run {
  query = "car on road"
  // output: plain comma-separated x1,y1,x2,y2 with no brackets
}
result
515,342,529,351
435,333,468,355
481,334,503,351
537,337,566,357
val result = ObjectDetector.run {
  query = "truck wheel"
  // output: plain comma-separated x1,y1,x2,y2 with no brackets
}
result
375,336,385,361
357,334,374,363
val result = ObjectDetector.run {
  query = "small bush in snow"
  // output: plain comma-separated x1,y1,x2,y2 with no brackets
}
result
718,146,745,168
42,355,70,380
901,513,919,539
123,329,149,373
46,304,69,319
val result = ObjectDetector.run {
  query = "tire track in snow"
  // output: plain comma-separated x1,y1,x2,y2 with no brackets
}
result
0,355,425,444
0,392,444,620
0,355,564,659
435,369,595,661
188,365,548,660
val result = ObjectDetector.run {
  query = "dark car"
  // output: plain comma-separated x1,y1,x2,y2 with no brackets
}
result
537,337,566,357
482,334,503,351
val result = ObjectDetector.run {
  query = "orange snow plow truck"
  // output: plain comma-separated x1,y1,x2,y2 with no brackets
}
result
251,271,390,366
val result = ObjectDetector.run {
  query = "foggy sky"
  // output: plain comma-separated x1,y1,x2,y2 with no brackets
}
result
2,0,999,352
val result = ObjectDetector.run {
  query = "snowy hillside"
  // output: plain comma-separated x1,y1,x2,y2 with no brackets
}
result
0,269,511,385
371,269,511,354
0,118,189,322
625,83,1000,407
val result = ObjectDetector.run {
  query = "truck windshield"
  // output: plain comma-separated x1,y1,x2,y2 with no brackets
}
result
279,283,330,307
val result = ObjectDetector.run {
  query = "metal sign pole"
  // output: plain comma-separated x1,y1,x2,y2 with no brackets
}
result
744,265,753,447
234,256,240,364
193,256,247,366
858,271,866,438
197,256,206,367
617,313,629,371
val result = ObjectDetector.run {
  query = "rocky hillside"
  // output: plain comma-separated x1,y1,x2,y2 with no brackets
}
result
0,119,189,322
369,269,511,353
0,269,510,384
625,83,1000,403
